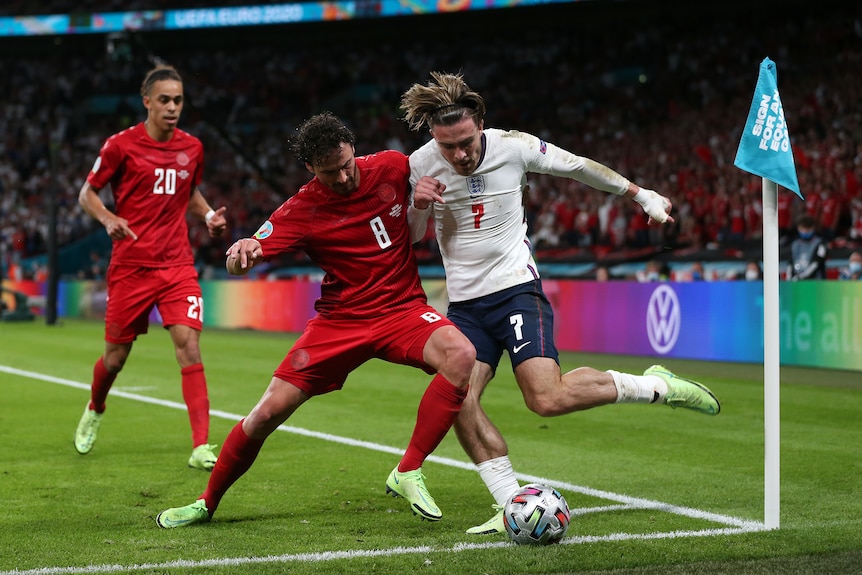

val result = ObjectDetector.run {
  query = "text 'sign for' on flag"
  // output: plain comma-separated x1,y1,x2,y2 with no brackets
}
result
733,57,802,199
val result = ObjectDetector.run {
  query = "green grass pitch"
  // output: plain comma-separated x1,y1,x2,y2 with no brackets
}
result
0,318,860,574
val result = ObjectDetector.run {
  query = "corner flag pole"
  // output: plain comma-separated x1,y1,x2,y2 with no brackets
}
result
761,178,780,529
733,57,802,530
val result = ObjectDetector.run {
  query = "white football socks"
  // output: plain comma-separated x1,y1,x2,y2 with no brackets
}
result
608,370,668,404
476,455,521,507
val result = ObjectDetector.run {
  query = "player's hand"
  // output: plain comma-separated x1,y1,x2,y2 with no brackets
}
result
633,187,675,225
225,238,262,275
413,176,446,209
104,215,138,241
206,206,228,237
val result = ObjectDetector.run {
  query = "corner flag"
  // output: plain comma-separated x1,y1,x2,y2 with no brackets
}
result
734,57,801,531
734,57,802,199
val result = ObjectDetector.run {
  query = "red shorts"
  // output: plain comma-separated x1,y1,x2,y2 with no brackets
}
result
274,304,452,396
104,264,203,344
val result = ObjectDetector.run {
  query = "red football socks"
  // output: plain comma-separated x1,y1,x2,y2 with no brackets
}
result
88,357,117,413
398,374,468,472
181,363,210,447
200,420,265,516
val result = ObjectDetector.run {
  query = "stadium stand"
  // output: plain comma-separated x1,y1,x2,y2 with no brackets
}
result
1,0,859,281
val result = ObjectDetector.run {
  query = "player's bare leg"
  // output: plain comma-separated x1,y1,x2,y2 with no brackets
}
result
455,360,520,534
454,361,505,463
455,358,613,534
243,377,309,438
102,341,133,374
169,324,202,368
516,360,617,417
458,358,719,535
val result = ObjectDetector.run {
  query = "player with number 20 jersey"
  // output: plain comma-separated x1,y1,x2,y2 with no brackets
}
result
88,122,205,338
75,65,227,472
89,123,203,269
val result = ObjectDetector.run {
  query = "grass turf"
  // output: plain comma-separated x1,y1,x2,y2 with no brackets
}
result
0,318,860,574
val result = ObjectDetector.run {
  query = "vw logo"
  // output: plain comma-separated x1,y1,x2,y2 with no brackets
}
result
646,285,680,354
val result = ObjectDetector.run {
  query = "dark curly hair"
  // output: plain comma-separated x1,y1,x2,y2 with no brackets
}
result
289,112,356,167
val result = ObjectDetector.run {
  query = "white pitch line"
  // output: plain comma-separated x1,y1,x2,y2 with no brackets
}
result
0,364,771,575
0,527,763,575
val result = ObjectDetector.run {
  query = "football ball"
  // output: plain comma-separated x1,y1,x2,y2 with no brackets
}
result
503,483,570,545
504,483,570,545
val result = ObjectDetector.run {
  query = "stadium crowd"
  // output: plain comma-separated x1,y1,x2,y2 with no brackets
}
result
1,0,860,281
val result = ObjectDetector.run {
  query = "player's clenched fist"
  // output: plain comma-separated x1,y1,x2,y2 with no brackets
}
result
413,176,446,209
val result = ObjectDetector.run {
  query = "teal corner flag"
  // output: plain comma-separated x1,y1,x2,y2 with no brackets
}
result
734,57,803,199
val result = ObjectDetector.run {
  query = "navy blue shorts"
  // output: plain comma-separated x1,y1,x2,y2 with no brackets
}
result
447,279,559,372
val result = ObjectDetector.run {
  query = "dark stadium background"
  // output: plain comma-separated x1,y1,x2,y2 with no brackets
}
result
1,0,859,282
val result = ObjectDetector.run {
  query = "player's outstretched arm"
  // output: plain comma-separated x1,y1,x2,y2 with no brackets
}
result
543,143,673,226
225,238,262,276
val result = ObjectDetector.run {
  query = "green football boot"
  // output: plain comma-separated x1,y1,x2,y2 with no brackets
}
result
156,499,210,529
74,404,103,454
645,364,721,415
385,467,442,521
466,504,505,535
188,444,218,471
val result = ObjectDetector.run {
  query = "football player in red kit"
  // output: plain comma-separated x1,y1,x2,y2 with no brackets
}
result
156,112,475,528
75,64,227,471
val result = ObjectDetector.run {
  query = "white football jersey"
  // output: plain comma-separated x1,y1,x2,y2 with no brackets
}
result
409,128,630,302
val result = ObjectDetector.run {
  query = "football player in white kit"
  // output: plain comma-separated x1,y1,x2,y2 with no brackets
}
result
402,72,721,535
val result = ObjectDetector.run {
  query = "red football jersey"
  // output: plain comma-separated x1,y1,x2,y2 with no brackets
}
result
254,150,427,319
87,122,204,267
